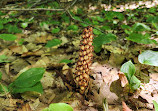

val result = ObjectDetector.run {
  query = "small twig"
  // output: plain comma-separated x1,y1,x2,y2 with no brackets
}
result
0,8,64,11
64,0,78,10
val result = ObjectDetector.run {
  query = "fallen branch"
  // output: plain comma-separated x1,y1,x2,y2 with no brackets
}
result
0,8,64,11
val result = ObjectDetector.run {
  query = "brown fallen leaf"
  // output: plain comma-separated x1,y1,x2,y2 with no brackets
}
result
122,101,132,111
17,103,32,111
118,72,128,87
21,50,44,57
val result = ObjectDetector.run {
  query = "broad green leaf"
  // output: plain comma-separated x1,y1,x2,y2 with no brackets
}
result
9,82,43,94
126,33,156,44
51,28,60,34
92,20,99,25
9,68,45,88
93,45,102,53
96,16,104,22
48,103,73,111
121,25,131,29
45,39,62,47
138,50,158,66
153,100,158,111
73,16,82,21
80,18,91,27
132,23,151,31
93,29,102,35
101,26,111,30
0,34,17,41
67,25,78,31
93,33,116,53
7,25,22,33
130,75,140,90
21,23,28,28
0,55,10,63
59,59,72,64
120,60,135,82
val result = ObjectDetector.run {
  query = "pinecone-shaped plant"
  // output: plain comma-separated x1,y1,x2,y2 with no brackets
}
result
74,26,94,94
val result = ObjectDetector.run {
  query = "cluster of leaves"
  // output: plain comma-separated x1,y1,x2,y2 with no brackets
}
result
120,60,140,90
0,68,45,94
0,2,157,52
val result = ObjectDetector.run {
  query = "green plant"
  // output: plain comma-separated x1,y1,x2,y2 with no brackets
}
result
9,68,45,94
93,33,116,53
138,50,158,66
45,39,62,47
0,55,10,63
42,103,73,111
0,72,9,96
51,28,60,34
120,60,140,90
59,59,72,64
153,100,158,111
0,34,17,41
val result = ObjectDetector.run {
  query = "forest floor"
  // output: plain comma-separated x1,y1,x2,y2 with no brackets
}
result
0,0,158,111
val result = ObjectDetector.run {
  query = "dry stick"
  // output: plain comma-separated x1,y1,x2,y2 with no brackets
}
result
0,8,64,11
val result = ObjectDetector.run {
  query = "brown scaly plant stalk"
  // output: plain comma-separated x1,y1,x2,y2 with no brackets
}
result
74,26,94,94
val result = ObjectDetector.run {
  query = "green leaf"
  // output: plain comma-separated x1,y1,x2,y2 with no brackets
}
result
0,23,4,30
67,25,78,31
21,23,28,29
0,84,9,95
7,25,22,33
120,60,136,82
43,103,73,111
93,33,116,53
9,82,43,94
132,23,151,31
18,38,24,45
96,16,104,22
126,33,157,44
153,100,158,111
9,68,45,88
73,16,81,21
59,59,72,64
0,72,2,80
138,50,158,66
0,34,17,41
101,26,111,30
51,28,60,34
50,20,60,25
45,39,62,47
0,55,10,63
129,75,140,90
77,8,83,15
61,14,70,23
93,29,102,35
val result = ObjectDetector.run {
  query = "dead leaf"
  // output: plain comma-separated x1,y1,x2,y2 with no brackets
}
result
21,50,44,57
150,73,158,81
17,103,32,111
118,72,128,87
122,101,132,111
91,83,118,105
